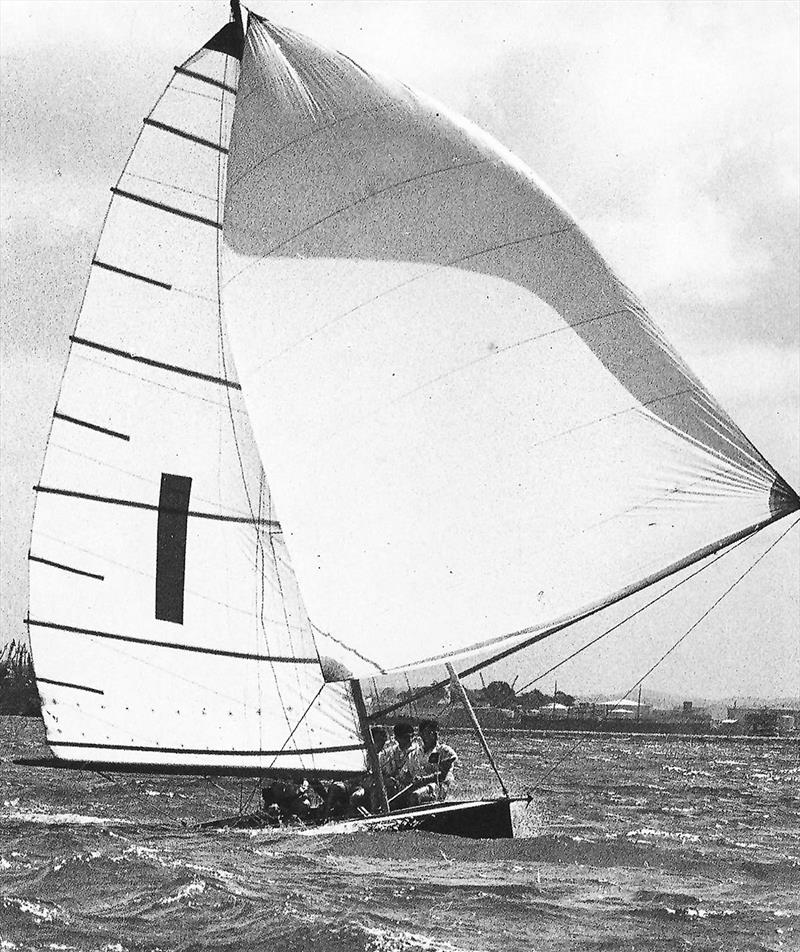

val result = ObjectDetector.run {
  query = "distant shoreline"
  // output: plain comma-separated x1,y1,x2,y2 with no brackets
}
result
437,725,800,743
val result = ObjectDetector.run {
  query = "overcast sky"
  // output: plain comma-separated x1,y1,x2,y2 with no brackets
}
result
1,1,798,700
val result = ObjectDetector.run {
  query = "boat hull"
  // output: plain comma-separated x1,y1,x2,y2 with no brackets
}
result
202,798,514,839
325,798,514,838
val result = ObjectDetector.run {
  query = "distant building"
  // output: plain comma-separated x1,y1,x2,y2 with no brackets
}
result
725,705,800,735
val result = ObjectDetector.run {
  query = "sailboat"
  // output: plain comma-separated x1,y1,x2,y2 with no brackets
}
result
19,1,798,839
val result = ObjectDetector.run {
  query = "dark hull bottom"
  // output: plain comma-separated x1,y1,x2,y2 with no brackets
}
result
202,798,514,839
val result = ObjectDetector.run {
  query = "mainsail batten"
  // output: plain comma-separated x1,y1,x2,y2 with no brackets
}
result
28,24,367,776
221,15,798,680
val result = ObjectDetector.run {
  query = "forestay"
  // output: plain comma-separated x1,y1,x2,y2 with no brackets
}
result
222,15,798,679
27,21,366,775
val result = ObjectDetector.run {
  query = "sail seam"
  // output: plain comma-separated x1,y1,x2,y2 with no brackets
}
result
33,485,281,526
92,259,172,290
24,618,317,663
48,741,364,755
110,187,222,230
53,411,130,442
69,335,241,389
174,66,237,95
28,555,104,581
37,678,104,695
143,117,230,153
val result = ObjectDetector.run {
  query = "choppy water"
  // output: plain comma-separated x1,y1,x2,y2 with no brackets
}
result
1,716,798,951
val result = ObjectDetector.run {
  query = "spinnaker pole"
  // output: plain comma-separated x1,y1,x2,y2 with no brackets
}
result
446,663,509,798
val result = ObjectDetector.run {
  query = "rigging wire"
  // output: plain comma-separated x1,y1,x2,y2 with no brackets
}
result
522,514,800,802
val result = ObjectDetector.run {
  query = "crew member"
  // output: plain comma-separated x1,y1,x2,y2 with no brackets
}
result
406,719,458,806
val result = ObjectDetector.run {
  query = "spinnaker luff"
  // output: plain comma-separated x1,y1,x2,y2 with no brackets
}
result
26,4,798,775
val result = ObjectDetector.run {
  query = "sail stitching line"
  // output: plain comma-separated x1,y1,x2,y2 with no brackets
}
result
33,485,280,526
123,169,218,205
226,100,396,190
24,619,315,663
246,225,579,376
525,514,800,796
69,335,242,389
293,308,639,454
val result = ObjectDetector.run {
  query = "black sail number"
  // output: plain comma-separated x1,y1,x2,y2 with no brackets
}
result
155,473,192,624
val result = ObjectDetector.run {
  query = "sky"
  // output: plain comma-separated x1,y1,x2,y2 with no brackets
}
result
1,0,798,702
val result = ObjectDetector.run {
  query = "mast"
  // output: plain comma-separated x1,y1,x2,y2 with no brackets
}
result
350,679,390,814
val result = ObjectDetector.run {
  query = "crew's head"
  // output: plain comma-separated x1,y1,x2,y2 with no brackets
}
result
419,719,439,751
371,725,388,751
393,721,414,749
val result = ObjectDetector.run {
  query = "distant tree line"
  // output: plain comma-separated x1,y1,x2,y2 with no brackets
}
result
0,640,41,715
372,679,574,713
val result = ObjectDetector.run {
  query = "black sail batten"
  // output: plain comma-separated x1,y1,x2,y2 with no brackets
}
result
25,618,319,663
47,740,364,756
14,757,364,781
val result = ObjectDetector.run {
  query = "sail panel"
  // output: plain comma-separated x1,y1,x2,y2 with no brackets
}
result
28,35,366,773
221,16,797,679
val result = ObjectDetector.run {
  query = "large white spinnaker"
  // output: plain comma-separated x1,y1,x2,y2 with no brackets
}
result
221,16,799,680
27,17,366,776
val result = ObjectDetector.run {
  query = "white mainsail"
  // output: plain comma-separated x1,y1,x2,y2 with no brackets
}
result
27,20,366,775
221,14,798,679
